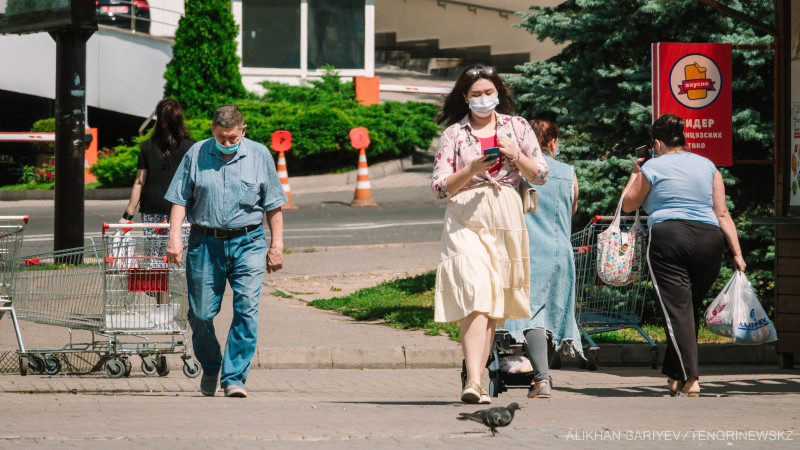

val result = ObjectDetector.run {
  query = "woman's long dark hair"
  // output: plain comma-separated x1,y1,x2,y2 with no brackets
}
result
150,98,192,167
436,65,514,127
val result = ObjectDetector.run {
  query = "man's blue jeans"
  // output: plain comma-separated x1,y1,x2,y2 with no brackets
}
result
186,226,266,389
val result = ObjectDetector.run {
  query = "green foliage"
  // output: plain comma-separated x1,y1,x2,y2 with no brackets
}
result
19,160,54,184
163,0,247,116
90,71,437,182
217,70,438,174
89,136,148,187
513,0,776,314
308,271,461,341
29,118,55,154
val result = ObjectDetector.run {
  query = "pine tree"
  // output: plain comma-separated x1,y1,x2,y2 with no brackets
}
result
512,0,775,309
163,0,247,116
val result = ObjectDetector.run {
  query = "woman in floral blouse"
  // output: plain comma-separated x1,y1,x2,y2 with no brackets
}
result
431,65,549,404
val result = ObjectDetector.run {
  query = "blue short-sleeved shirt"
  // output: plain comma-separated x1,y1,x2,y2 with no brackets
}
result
640,152,719,228
165,137,287,229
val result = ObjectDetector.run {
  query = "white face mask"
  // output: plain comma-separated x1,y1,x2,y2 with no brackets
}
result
468,95,499,117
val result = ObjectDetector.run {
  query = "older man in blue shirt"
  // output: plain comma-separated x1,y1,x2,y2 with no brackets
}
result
165,104,286,398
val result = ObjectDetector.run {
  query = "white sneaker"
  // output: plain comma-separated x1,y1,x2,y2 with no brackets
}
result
478,386,492,404
461,382,481,404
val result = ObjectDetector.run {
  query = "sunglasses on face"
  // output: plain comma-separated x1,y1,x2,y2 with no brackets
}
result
465,66,495,77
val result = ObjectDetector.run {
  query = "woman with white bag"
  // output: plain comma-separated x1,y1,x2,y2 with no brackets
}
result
621,114,746,397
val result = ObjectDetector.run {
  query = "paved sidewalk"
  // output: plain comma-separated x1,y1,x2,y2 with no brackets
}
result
1,366,798,448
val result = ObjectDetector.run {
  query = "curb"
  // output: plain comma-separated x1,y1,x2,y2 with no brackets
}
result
254,346,462,370
0,156,415,202
247,343,779,371
2,343,779,377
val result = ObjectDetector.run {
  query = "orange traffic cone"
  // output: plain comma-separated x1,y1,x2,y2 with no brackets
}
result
277,150,298,210
350,148,378,207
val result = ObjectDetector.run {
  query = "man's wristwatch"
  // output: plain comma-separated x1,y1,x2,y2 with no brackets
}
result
122,211,134,221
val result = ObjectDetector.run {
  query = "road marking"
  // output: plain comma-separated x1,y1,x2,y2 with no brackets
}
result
290,221,441,232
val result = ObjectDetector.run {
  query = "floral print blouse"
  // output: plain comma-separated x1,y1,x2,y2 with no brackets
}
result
431,114,549,199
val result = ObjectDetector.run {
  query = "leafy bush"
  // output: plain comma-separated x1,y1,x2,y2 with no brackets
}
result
251,71,437,174
93,69,437,185
182,70,438,175
89,137,147,187
30,118,55,155
19,160,54,184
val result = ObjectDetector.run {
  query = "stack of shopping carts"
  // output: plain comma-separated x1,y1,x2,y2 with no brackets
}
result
0,216,29,373
6,222,201,378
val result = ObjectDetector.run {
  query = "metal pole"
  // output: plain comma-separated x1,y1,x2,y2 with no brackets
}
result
51,29,92,252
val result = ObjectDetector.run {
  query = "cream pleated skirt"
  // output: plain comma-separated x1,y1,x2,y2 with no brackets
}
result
434,184,531,326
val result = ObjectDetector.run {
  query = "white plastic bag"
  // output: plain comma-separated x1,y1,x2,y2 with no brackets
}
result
109,229,137,269
729,272,777,345
704,272,738,337
499,355,533,373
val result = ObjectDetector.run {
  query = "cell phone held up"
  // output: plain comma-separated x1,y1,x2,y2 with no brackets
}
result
634,145,651,163
483,147,500,161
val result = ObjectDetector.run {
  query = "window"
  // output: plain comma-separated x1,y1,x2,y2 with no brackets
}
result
308,0,364,70
242,0,301,69
240,0,366,71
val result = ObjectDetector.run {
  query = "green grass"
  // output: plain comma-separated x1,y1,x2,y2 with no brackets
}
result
588,324,731,344
0,182,55,191
308,270,461,341
308,270,731,345
0,181,103,191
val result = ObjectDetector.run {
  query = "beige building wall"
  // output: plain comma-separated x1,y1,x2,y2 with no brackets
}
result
375,0,564,69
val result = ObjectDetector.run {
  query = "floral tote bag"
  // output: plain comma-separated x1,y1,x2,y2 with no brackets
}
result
596,191,645,286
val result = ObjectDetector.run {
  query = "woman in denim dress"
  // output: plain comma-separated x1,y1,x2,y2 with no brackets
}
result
503,120,583,398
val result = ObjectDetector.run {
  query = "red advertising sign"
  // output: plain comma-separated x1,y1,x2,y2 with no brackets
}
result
271,130,292,152
349,127,370,150
652,43,732,166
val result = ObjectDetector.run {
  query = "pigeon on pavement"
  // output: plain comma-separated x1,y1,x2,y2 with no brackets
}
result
457,402,521,437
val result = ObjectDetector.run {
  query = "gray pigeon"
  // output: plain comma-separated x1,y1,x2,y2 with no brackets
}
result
458,402,521,437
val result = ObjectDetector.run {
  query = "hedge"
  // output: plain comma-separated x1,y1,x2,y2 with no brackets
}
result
91,72,439,185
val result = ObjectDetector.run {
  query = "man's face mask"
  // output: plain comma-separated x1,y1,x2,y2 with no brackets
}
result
215,140,240,155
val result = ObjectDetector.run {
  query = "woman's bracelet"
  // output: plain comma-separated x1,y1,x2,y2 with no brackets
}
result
122,211,134,220
509,152,521,163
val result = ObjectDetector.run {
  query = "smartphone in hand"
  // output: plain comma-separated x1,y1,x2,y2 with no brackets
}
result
635,145,651,162
483,147,500,161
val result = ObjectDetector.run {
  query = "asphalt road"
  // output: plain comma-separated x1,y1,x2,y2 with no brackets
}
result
1,185,446,256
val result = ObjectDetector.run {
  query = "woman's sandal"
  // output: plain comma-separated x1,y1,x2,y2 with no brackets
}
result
667,378,683,397
528,379,552,399
680,379,700,397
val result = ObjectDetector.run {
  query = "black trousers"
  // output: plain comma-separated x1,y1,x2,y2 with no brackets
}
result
647,220,723,381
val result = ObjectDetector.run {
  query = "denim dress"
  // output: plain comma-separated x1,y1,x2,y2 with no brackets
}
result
501,155,583,357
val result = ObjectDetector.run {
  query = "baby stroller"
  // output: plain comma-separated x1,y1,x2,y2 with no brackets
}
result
460,330,559,397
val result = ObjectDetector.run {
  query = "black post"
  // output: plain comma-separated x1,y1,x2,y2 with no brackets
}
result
51,29,92,252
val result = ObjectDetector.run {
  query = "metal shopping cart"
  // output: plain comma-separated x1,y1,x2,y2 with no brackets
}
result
0,216,29,373
572,215,658,371
11,222,201,378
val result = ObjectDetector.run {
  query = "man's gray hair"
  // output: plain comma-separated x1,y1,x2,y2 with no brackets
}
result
213,104,244,128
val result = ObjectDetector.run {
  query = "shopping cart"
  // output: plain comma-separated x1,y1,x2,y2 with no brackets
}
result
0,216,29,374
572,215,658,371
11,222,201,378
